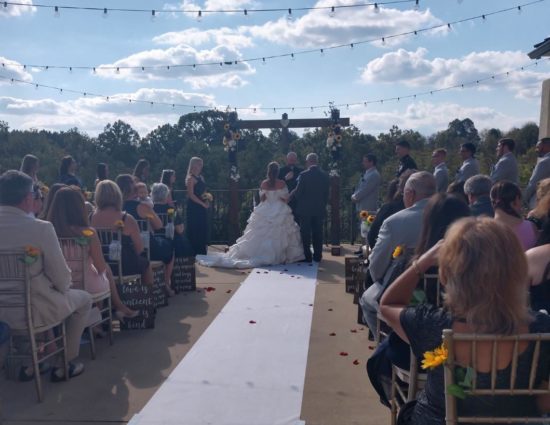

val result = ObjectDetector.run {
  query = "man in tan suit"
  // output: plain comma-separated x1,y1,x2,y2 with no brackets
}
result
0,170,91,381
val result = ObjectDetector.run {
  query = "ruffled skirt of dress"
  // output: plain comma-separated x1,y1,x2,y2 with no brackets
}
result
196,200,305,268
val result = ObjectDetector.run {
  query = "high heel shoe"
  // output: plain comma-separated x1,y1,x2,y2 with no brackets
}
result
114,309,140,322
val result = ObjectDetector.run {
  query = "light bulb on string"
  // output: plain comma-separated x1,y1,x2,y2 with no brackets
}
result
481,14,486,22
3,2,7,9
381,37,386,46
102,8,108,18
320,48,324,57
290,53,295,61
373,3,379,13
329,6,335,18
197,10,202,22
151,10,156,22
414,0,419,11
244,9,248,17
517,5,522,14
287,8,293,21
54,6,60,17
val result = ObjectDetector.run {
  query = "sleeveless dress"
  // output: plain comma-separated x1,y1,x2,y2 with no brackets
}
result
514,220,538,251
196,187,304,268
63,244,109,294
153,203,193,258
186,175,208,255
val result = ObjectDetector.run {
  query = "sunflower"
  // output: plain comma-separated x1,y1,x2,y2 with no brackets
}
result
392,245,403,259
359,210,369,220
82,229,94,237
367,215,376,224
421,343,448,370
234,132,241,140
224,123,230,130
114,220,124,229
167,208,175,216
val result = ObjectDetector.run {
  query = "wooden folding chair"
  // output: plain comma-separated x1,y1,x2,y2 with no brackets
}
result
59,238,113,359
0,249,69,402
443,329,550,424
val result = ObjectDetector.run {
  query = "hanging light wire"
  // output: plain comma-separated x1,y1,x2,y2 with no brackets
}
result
1,0,545,72
1,59,546,112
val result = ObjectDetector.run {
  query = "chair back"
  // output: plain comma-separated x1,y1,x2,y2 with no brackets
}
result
58,238,88,291
95,228,124,281
443,328,550,424
0,250,31,331
421,272,443,307
136,219,151,260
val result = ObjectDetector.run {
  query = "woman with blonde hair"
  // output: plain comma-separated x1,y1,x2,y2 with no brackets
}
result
196,161,304,268
186,157,209,255
380,217,550,424
20,154,40,183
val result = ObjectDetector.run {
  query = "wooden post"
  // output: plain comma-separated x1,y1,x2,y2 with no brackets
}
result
540,78,550,139
228,179,239,245
330,175,341,255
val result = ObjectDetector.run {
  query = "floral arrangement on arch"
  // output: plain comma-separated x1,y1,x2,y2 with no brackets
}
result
326,107,343,177
222,123,241,154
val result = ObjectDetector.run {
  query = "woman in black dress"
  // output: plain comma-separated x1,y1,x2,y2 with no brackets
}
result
185,157,209,255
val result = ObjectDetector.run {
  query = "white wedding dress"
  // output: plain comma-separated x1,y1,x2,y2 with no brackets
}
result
196,187,305,268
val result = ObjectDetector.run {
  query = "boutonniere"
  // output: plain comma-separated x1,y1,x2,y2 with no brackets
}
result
392,245,404,259
76,229,94,246
22,246,40,265
202,192,213,202
167,208,175,217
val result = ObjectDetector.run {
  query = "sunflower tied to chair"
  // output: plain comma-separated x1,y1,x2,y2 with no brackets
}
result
22,246,40,265
76,228,94,246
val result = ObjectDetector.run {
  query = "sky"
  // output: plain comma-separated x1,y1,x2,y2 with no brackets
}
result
1,0,549,138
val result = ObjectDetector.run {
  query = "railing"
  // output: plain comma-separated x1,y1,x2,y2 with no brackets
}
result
173,188,362,246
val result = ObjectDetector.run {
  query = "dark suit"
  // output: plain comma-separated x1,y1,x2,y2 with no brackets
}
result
293,165,330,262
396,155,417,177
279,164,303,219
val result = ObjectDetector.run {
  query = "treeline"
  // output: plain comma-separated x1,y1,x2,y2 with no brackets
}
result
0,111,541,194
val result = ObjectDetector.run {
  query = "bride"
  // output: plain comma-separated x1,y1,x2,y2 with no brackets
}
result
196,162,305,268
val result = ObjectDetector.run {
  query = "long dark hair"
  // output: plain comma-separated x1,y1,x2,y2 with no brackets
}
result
59,155,74,176
116,174,136,200
133,159,150,182
161,169,175,188
266,162,279,188
490,181,522,219
96,163,108,181
38,183,66,220
47,187,89,238
415,193,470,257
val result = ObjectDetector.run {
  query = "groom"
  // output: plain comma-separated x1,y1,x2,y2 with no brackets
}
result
291,153,330,263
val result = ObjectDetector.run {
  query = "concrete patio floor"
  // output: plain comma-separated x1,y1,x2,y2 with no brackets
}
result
0,245,387,425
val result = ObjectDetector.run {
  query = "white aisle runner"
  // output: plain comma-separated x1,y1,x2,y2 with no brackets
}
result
129,263,318,425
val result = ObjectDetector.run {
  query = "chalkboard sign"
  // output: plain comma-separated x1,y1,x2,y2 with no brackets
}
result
345,257,361,294
171,257,196,293
152,264,168,308
116,281,156,330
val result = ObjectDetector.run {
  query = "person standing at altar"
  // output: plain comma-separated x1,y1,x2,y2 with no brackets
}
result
278,152,303,221
291,153,329,263
186,157,209,255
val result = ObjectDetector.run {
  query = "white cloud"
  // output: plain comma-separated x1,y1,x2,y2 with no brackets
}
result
351,101,534,135
153,27,253,49
1,88,219,135
360,48,548,99
247,1,443,48
96,44,255,88
0,0,35,17
0,57,34,84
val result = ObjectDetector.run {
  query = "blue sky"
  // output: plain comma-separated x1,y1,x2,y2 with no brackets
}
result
1,0,549,137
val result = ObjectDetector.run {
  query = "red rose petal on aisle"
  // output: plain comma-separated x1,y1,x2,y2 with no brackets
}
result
329,332,336,336
205,287,216,292
339,352,349,356
328,308,333,311
353,359,360,365
350,329,357,333
368,346,376,350
249,320,256,324
359,328,364,331
226,289,232,293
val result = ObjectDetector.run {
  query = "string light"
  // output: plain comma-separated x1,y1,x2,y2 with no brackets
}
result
3,1,543,72
102,7,107,18
1,59,546,112
54,5,59,17
414,0,419,10
197,10,202,21
330,6,335,17
286,8,292,21
374,3,380,13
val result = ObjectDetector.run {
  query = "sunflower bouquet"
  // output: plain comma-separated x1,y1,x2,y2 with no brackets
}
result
202,192,214,203
359,210,376,237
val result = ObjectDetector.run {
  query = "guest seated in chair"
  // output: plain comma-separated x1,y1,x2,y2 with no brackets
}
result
380,218,550,424
47,186,138,319
0,170,92,382
526,217,550,313
90,180,153,286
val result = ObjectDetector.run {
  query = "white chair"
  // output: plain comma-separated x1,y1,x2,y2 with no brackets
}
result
0,249,69,402
59,238,113,359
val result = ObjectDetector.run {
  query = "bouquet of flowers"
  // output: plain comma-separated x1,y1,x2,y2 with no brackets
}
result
202,192,214,203
359,210,375,238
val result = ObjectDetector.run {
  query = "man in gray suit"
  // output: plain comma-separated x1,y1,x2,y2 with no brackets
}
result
351,154,381,213
0,170,92,381
455,142,480,183
490,138,518,184
524,137,550,208
359,171,435,335
432,148,448,192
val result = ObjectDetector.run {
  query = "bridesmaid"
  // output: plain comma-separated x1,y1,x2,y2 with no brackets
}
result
185,157,209,255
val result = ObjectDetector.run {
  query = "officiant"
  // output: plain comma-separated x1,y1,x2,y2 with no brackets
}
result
279,152,303,221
